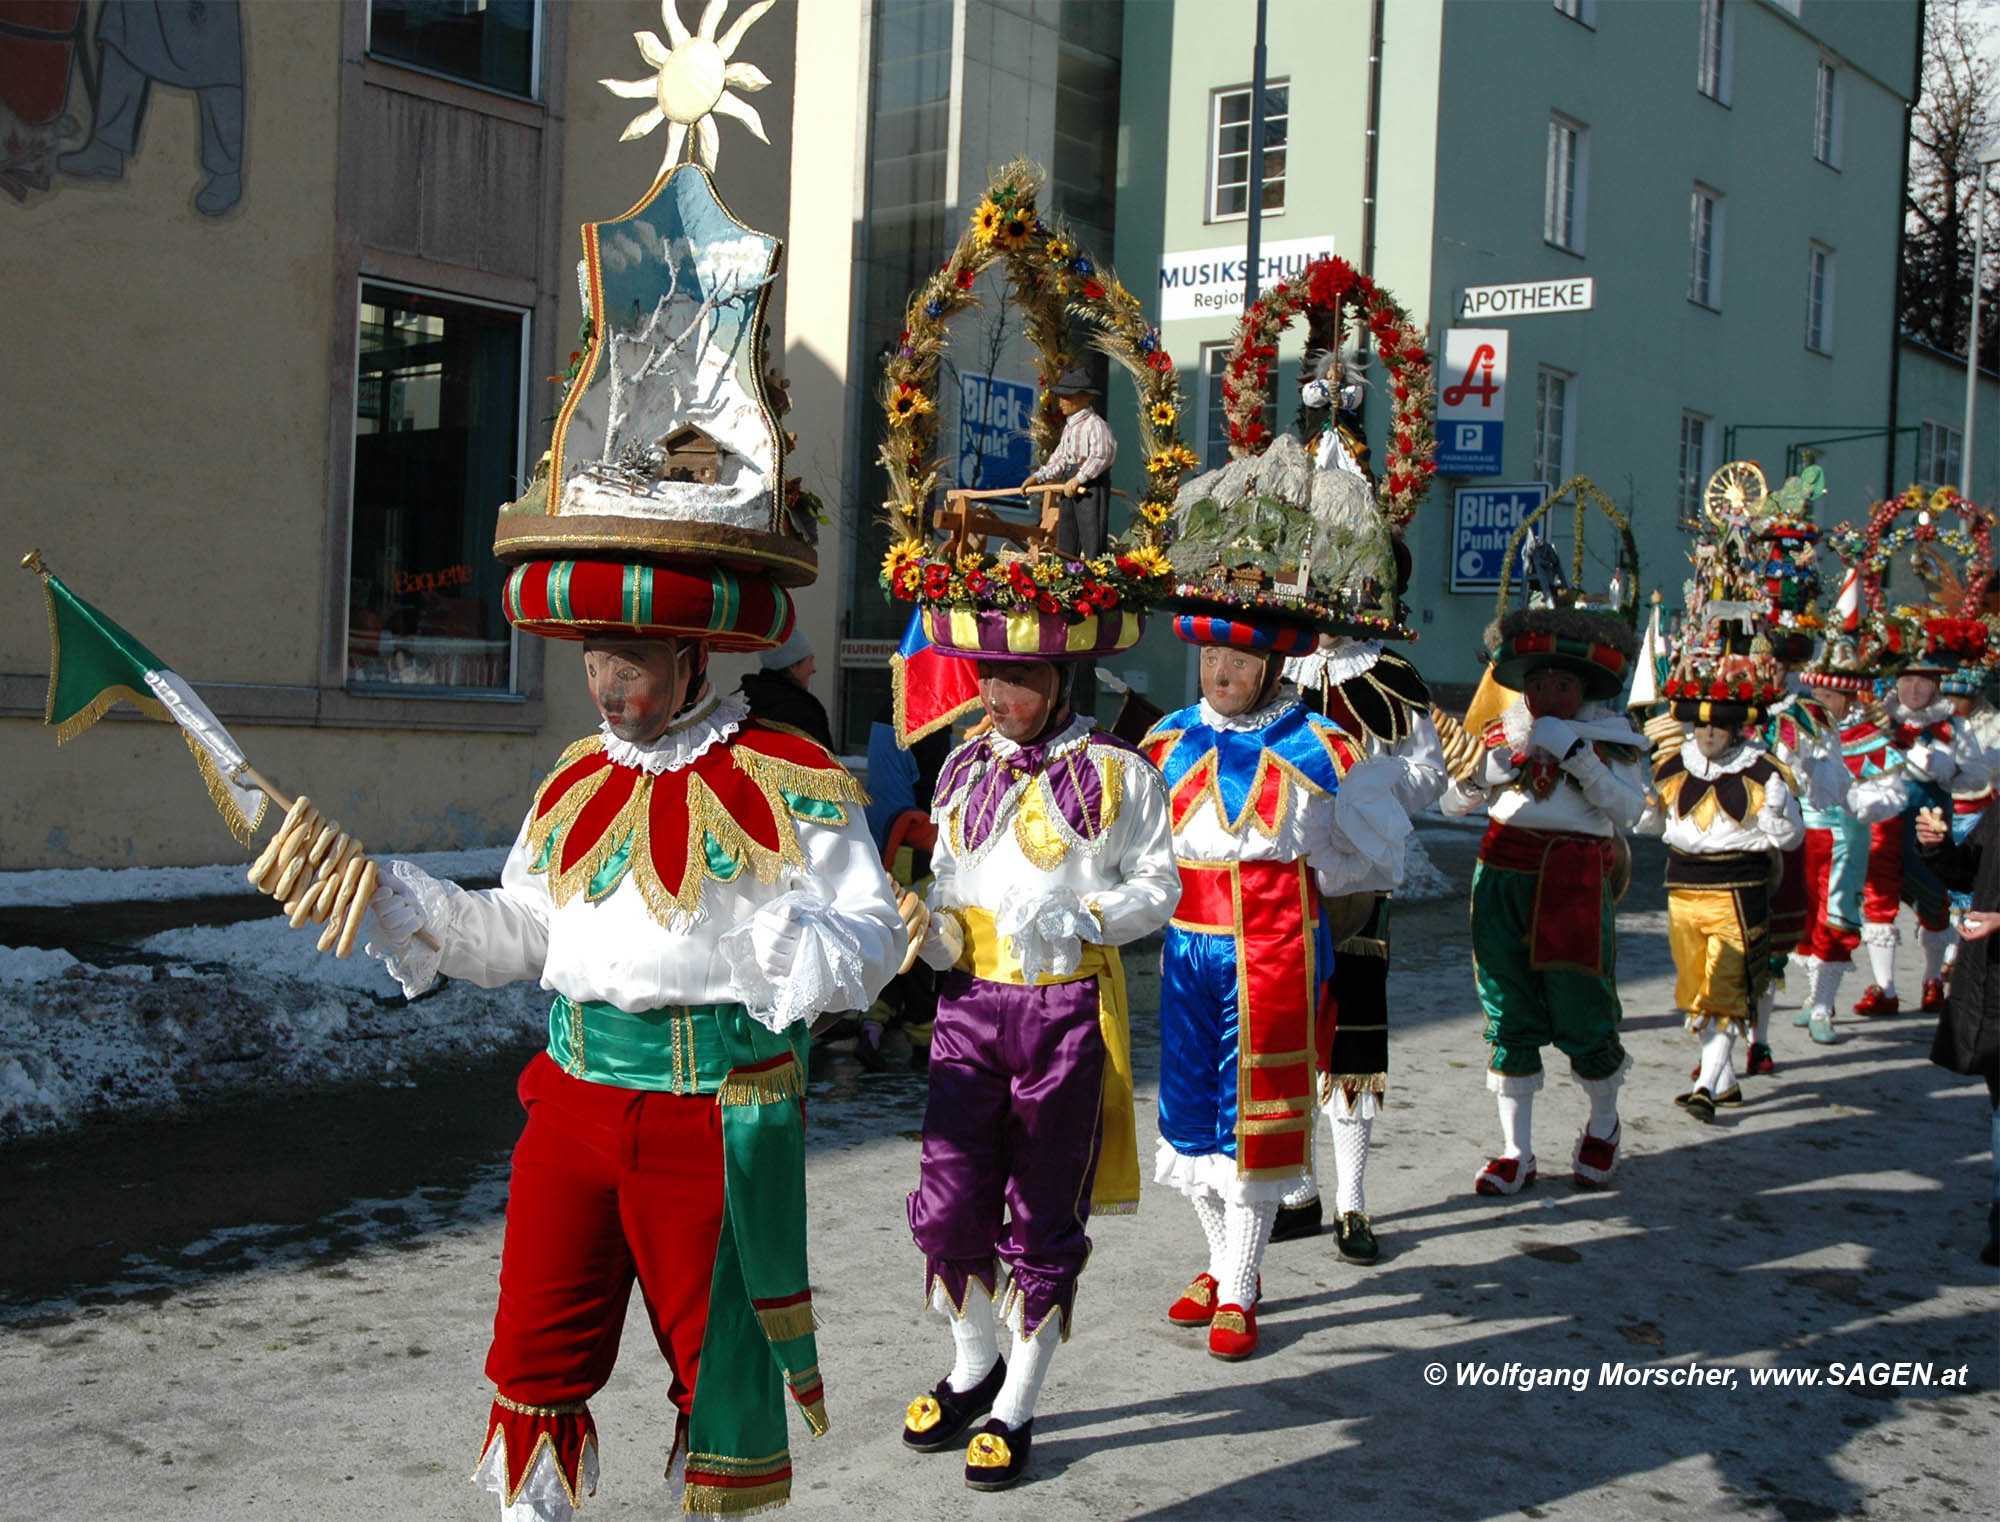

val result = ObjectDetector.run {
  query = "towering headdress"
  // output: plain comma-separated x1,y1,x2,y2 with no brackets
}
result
493,3,811,652
1166,255,1436,654
876,161,1187,668
1656,460,1803,726
1484,478,1641,703
1827,485,1997,677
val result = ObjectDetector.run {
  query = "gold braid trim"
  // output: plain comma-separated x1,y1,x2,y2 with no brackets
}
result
1211,1309,1250,1334
493,1393,588,1418
1242,1097,1307,1118
752,1297,819,1344
717,1057,806,1107
796,1397,829,1438
1319,1072,1388,1105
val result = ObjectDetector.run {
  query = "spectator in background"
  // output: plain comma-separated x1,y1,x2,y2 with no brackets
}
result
1917,801,1999,1266
738,629,834,749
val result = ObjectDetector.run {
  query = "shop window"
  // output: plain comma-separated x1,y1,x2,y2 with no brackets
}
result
369,0,539,98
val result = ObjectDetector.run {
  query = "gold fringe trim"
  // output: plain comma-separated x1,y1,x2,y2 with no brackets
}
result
797,1397,829,1438
754,1298,819,1344
1323,1072,1387,1092
186,730,264,845
683,1479,791,1516
1092,1198,1139,1216
717,1058,805,1107
50,682,167,744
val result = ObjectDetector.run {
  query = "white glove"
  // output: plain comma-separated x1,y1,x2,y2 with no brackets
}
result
369,871,428,951
720,889,870,1034
1475,746,1521,787
1528,715,1580,760
917,906,966,971
748,902,804,982
1905,743,1958,785
998,887,1102,984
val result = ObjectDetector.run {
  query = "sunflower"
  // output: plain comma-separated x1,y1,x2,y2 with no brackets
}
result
1123,544,1173,575
972,198,1004,242
1136,498,1170,524
994,208,1035,249
1045,236,1073,263
1146,443,1199,477
1148,400,1177,429
887,383,934,424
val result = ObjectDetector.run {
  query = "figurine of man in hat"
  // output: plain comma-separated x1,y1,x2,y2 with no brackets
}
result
1440,607,1648,1193
1020,368,1117,558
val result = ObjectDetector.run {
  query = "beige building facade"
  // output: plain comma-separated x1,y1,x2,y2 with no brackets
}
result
0,0,840,870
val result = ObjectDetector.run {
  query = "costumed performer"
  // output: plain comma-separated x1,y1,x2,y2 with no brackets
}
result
1440,602,1648,1193
899,606,1178,1489
1790,634,1879,1044
1643,654,1804,1120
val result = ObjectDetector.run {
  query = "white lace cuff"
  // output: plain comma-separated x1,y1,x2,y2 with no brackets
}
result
363,859,458,1000
997,886,1101,984
1324,760,1413,893
1152,1137,1303,1205
720,888,871,1033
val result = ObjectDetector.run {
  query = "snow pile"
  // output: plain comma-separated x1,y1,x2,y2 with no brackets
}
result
0,946,81,983
1397,835,1453,903
0,847,509,908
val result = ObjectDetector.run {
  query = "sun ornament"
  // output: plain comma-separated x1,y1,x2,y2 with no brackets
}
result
601,0,774,178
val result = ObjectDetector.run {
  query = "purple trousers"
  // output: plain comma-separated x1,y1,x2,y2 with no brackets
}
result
908,969,1106,1337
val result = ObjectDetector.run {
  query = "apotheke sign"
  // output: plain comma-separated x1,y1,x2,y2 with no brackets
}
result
1455,277,1596,320
1157,235,1337,321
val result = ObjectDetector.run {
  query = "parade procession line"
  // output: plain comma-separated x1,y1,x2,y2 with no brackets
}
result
0,827,1993,1520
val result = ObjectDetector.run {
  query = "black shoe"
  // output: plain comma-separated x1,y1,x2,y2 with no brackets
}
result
964,1416,1032,1491
1679,1087,1717,1123
1270,1198,1322,1242
903,1356,1006,1453
1334,1210,1379,1263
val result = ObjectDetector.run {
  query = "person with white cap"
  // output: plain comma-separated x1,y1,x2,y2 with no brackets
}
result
738,628,834,750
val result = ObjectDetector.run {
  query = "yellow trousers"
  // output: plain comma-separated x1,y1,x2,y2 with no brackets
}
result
1668,887,1761,1032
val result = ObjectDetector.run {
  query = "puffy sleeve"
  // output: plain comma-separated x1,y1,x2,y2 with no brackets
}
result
1561,745,1648,832
1085,753,1182,945
1317,757,1414,895
1845,768,1912,825
428,816,557,990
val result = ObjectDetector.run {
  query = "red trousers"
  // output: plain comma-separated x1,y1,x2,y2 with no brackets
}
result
486,1053,725,1432
1800,827,1860,964
1860,817,1904,926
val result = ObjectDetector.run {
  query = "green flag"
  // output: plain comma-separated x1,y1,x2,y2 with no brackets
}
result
29,555,267,843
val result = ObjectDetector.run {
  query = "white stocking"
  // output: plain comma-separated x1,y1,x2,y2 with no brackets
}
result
1752,984,1774,1047
1327,1085,1376,1214
1696,1028,1734,1094
933,1278,999,1393
1219,1199,1277,1307
1862,922,1899,996
1190,1188,1229,1282
1496,1091,1534,1160
1809,954,1846,1015
989,1312,1060,1430
1279,1173,1319,1209
1573,1064,1624,1140
1921,925,1954,984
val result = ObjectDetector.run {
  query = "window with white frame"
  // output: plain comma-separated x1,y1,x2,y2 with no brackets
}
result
1678,412,1715,520
1553,0,1595,25
1534,368,1574,490
1545,113,1588,254
1919,420,1964,489
1698,0,1731,104
1814,60,1842,167
1689,185,1724,308
1208,82,1289,221
1192,342,1272,466
1805,243,1835,353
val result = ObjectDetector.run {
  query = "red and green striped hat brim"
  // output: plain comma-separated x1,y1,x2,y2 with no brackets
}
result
504,560,794,652
1489,630,1630,701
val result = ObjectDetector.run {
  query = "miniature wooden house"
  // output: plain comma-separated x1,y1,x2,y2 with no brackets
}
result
658,425,722,485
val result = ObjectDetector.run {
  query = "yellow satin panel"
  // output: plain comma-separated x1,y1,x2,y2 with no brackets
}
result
1668,888,1753,1026
958,905,1139,1214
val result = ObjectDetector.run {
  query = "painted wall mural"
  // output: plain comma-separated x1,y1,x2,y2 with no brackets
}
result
0,0,244,214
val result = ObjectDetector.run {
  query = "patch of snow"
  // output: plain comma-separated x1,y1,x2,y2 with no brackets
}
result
0,946,80,983
0,847,510,909
1397,835,1454,903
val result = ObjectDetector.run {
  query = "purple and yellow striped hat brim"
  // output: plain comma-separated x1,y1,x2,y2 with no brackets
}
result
503,559,795,653
919,605,1144,662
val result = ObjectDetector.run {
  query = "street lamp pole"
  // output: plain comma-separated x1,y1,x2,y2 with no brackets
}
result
1961,148,2000,493
1244,0,1268,311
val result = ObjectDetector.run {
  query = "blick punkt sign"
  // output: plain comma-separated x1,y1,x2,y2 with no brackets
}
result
1456,277,1596,320
1157,235,1337,321
1450,484,1549,593
957,372,1038,489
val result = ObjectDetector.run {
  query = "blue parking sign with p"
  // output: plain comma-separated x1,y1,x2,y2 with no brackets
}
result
1450,484,1546,593
1438,420,1503,475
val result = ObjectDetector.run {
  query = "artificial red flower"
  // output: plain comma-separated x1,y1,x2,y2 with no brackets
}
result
1083,279,1105,300
923,564,950,597
1036,592,1059,613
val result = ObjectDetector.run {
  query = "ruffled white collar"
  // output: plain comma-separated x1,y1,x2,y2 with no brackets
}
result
1199,693,1300,733
1284,638,1381,687
1885,696,1955,729
601,690,748,775
988,710,1096,761
1678,737,1763,778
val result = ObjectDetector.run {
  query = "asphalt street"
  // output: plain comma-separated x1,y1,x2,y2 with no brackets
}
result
1,824,1994,1520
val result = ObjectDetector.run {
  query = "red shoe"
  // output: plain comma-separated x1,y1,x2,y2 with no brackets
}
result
1851,985,1899,1017
1746,1043,1776,1077
1207,1302,1258,1360
1474,1155,1537,1196
1921,978,1947,1012
1572,1124,1620,1188
1167,1273,1219,1326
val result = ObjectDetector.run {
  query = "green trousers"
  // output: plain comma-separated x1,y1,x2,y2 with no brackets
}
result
1471,862,1627,1081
